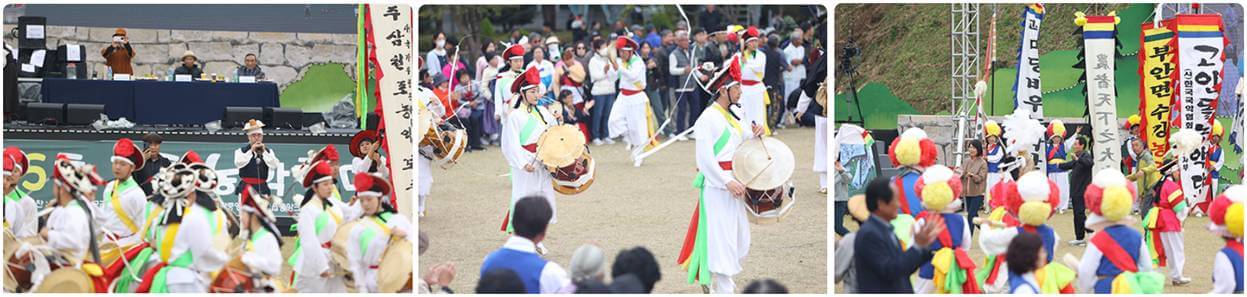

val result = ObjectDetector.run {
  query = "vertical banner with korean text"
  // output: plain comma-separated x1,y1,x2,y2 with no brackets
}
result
367,4,414,217
1138,21,1175,167
1083,15,1121,174
1013,4,1045,119
1174,14,1225,209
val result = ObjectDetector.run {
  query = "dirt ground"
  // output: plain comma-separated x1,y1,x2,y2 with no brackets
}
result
833,209,1227,293
418,127,828,293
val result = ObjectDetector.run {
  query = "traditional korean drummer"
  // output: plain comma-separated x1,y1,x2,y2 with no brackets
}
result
237,185,283,285
500,66,561,238
676,52,765,294
345,172,412,293
4,146,37,239
45,155,106,265
288,160,351,292
96,138,148,246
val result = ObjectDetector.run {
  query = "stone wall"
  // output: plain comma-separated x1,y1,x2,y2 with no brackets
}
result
2,25,359,91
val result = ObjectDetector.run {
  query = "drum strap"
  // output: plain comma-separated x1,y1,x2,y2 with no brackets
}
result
711,103,744,137
4,188,22,204
110,179,140,234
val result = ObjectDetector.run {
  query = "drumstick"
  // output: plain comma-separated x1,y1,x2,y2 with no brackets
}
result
971,217,1008,228
1062,253,1081,269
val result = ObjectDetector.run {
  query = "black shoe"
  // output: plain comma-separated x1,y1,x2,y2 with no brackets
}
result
470,146,486,151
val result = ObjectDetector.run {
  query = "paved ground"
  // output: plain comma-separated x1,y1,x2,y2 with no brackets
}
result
834,208,1226,293
418,127,828,293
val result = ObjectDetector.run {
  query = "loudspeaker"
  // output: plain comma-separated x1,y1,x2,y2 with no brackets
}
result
301,112,325,128
224,107,263,128
24,102,63,125
264,107,302,130
17,16,46,50
55,45,87,79
66,103,105,125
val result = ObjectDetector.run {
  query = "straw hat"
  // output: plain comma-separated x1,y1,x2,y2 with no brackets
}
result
537,125,587,168
181,50,197,61
243,119,265,134
566,62,586,83
732,137,795,190
847,194,869,222
32,268,93,293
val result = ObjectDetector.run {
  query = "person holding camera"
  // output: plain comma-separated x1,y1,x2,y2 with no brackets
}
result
101,28,135,74
233,119,280,195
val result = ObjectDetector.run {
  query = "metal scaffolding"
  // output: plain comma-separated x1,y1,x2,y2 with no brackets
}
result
950,3,980,167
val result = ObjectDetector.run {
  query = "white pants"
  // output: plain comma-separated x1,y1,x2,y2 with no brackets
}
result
1161,231,1185,279
608,91,651,150
914,277,933,293
295,274,348,293
704,186,750,277
813,116,827,189
418,156,432,213
986,172,1004,201
165,267,208,293
711,272,736,293
739,84,767,131
1051,171,1070,210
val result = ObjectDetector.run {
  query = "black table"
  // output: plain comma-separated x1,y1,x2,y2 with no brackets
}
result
40,78,280,125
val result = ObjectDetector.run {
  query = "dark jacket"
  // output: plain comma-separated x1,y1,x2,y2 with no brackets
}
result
1058,150,1094,200
762,46,784,88
853,215,934,293
132,155,172,195
174,63,203,78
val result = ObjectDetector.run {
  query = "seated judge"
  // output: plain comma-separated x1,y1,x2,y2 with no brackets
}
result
236,53,266,80
174,50,203,78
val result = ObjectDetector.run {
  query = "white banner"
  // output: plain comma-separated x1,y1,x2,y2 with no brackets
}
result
1175,15,1224,208
369,4,414,217
1083,16,1121,174
1013,5,1044,120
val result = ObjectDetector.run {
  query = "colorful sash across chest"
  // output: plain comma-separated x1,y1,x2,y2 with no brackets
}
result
677,104,742,286
916,212,981,293
110,179,141,233
1090,225,1164,293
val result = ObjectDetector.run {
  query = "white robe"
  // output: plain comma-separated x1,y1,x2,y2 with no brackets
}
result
608,56,651,149
96,179,147,245
240,228,283,277
4,189,38,238
1210,244,1242,293
153,202,229,292
45,200,92,263
796,91,828,188
292,197,349,293
738,50,768,132
352,156,389,180
346,213,413,293
693,103,755,284
502,104,559,223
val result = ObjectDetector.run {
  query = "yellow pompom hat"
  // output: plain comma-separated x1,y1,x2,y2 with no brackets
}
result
1208,185,1245,238
1084,170,1138,228
1013,171,1060,226
1212,121,1224,138
1047,119,1066,139
985,120,1002,137
1124,114,1141,129
916,165,963,213
888,127,938,168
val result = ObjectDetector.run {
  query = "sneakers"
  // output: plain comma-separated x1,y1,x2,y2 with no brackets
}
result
604,138,616,144
1171,277,1191,285
1068,239,1087,246
818,188,828,194
674,135,689,141
593,139,604,146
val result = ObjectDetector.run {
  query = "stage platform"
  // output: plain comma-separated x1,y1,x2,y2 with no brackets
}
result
3,124,359,144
